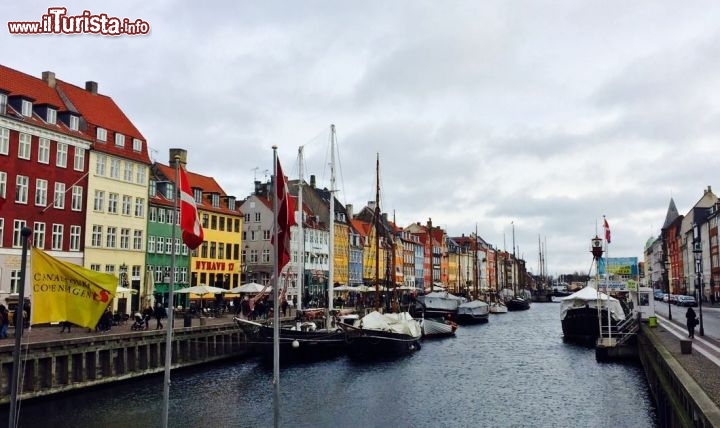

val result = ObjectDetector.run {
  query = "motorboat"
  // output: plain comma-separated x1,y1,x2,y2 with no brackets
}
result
339,311,422,359
414,291,466,318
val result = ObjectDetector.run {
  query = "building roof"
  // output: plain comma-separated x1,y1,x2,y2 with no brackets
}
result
155,162,240,215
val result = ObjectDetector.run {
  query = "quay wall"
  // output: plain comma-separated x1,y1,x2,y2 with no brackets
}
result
638,325,720,427
0,323,249,404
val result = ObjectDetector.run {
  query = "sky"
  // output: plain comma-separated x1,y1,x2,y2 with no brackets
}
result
4,1,720,277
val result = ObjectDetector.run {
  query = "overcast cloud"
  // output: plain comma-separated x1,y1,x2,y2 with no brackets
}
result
5,1,720,275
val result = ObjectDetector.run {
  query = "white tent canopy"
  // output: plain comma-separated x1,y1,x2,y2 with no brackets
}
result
175,285,227,295
226,282,271,294
559,285,625,321
115,286,137,295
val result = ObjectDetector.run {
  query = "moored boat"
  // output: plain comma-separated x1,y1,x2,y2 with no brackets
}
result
506,297,530,311
418,316,458,338
488,301,508,314
414,291,466,318
456,300,489,324
339,310,422,359
560,285,626,344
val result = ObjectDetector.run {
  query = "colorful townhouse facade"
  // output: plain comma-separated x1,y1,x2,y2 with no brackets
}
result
0,65,92,297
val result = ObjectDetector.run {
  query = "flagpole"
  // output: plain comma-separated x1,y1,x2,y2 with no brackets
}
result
161,156,180,428
8,227,31,428
272,146,281,428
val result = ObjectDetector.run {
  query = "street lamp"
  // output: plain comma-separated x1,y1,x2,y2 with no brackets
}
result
692,222,704,336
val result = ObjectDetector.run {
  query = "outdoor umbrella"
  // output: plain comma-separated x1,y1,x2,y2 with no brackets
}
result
226,282,271,294
175,285,227,311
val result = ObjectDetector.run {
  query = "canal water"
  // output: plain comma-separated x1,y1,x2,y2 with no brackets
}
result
5,303,656,428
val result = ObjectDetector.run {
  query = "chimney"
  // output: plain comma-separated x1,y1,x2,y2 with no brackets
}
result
707,185,712,194
85,81,98,95
346,204,353,219
367,201,376,211
310,175,316,188
42,71,56,88
169,148,188,168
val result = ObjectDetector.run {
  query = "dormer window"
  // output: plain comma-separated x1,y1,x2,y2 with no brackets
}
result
212,193,220,208
132,138,142,151
69,115,79,131
46,108,56,124
97,127,107,141
115,133,125,147
0,93,8,115
193,188,202,204
21,100,32,117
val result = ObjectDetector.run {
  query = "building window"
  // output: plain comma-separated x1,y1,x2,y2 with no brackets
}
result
38,138,50,163
115,133,125,147
262,249,270,263
165,237,172,254
110,159,120,179
91,225,102,247
105,265,115,275
158,208,166,223
35,179,48,206
21,99,32,117
90,264,100,272
120,228,130,249
70,225,81,251
211,215,217,230
10,270,21,294
219,217,225,232
164,183,174,200
108,193,118,214
46,108,56,125
210,242,216,258
263,230,271,240
93,190,104,211
149,206,157,222
96,154,106,176
0,127,8,155
202,213,209,228
254,212,261,222
15,175,29,204
74,147,85,171
122,195,132,215
201,242,208,258
124,161,133,181
106,226,116,248
175,238,181,255
33,222,45,249
194,188,202,204
157,237,164,254
133,230,142,250
69,115,79,131
136,165,146,185
133,138,142,151
212,194,220,207
135,197,144,217
52,224,63,250
96,127,107,141
0,94,6,115
18,133,31,159
56,143,68,167
149,180,156,197
148,236,156,253
71,186,83,211
12,220,27,247
0,171,6,199
167,209,174,225
54,182,65,209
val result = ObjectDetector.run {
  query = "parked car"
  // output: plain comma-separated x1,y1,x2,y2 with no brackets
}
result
676,295,698,307
654,291,665,301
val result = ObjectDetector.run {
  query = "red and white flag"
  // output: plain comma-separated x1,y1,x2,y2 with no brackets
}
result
274,156,297,271
179,166,204,250
603,216,611,244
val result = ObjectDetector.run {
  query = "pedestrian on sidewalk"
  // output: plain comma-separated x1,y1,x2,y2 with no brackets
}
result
0,305,9,339
60,321,72,333
686,306,698,338
154,303,166,329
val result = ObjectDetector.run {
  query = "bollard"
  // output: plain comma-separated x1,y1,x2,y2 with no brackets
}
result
680,339,692,354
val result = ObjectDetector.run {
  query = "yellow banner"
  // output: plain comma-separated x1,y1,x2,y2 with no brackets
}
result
31,248,118,328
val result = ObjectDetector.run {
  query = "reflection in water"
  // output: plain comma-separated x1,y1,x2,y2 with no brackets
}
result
4,304,656,428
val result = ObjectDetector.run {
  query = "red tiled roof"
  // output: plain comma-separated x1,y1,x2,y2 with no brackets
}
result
155,162,240,215
351,219,373,238
0,65,91,141
55,80,144,140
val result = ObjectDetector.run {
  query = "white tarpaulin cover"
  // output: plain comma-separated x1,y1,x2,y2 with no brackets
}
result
359,311,422,339
560,285,625,321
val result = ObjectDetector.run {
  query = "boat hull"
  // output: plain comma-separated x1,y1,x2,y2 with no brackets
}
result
506,298,530,311
343,328,421,359
419,318,457,338
488,302,508,314
561,307,615,345
456,301,490,325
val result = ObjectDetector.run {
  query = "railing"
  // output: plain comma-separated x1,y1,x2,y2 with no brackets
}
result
599,315,639,346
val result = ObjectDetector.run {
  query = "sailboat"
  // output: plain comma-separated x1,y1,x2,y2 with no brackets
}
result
234,126,347,363
339,153,422,359
505,223,530,311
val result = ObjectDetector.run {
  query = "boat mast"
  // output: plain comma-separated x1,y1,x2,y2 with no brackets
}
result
374,153,381,311
327,125,336,319
512,221,516,295
474,223,479,299
297,147,304,311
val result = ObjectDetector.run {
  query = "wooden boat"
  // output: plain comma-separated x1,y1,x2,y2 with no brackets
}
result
339,310,422,359
418,316,458,338
560,285,626,344
488,301,508,314
506,297,530,311
456,300,489,324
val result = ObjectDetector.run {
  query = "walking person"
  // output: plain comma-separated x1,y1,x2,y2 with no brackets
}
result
0,305,9,339
685,306,698,338
142,305,154,331
154,303,166,330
